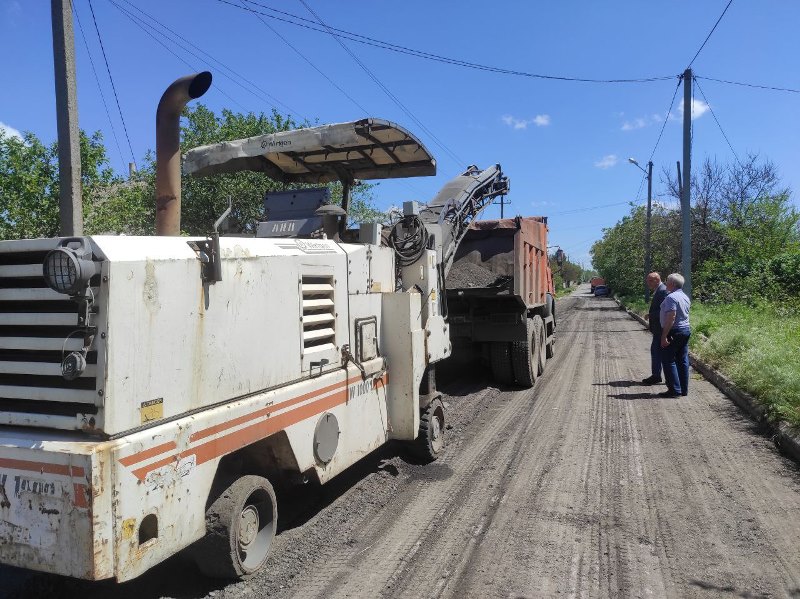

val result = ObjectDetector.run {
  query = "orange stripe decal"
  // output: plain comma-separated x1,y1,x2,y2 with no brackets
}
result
189,378,346,443
126,373,388,481
0,458,74,477
119,441,178,467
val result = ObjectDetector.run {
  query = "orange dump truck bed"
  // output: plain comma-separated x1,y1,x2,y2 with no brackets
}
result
446,216,554,306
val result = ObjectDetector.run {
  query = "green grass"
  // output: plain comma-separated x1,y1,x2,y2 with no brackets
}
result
619,295,800,428
555,285,575,298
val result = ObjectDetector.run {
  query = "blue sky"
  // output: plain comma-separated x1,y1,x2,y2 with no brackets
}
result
2,0,799,267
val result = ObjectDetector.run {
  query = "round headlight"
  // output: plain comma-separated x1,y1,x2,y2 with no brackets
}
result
43,248,82,295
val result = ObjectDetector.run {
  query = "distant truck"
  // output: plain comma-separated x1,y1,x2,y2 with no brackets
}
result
445,217,555,387
590,276,606,292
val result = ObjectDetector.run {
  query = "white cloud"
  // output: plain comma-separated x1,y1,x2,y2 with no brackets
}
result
502,114,550,130
594,154,618,169
621,113,669,131
678,98,710,120
0,122,22,140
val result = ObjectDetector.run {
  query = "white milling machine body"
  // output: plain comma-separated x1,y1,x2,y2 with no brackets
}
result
0,73,509,581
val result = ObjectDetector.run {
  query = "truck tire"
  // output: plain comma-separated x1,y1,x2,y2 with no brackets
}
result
533,315,547,375
193,475,277,579
511,317,537,388
545,332,555,359
409,398,445,462
490,342,515,385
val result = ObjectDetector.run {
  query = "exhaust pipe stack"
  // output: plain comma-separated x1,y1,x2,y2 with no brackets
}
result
155,72,212,236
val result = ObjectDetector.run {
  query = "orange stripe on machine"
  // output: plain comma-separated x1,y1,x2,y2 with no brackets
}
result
125,373,388,481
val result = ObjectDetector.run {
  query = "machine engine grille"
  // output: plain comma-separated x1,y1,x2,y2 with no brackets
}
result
0,239,100,428
301,275,336,353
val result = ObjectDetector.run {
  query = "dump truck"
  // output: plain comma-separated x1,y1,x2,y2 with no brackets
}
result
590,276,605,293
446,216,555,386
0,72,510,582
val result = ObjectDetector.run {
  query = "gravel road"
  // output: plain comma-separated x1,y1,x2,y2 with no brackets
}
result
5,285,800,598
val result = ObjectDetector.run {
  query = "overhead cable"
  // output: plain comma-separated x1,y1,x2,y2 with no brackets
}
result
695,76,800,95
87,0,136,165
694,78,741,164
687,0,734,68
109,1,253,113
72,2,126,168
231,0,369,114
113,0,306,120
297,0,466,169
219,0,675,84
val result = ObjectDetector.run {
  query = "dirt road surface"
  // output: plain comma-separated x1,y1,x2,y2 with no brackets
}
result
5,285,800,598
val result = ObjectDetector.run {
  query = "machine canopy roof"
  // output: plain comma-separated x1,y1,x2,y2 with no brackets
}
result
183,118,436,183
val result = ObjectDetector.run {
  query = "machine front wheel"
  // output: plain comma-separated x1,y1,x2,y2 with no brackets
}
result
410,398,445,462
193,475,277,579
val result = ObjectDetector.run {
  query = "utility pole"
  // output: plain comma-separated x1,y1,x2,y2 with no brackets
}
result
51,0,83,236
496,195,510,218
644,160,653,302
681,68,692,297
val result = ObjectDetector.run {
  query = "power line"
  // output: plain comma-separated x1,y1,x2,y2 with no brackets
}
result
113,0,306,120
86,0,136,164
217,0,676,85
71,2,126,169
695,75,800,94
229,0,369,114
109,1,253,114
687,0,734,68
549,200,634,216
297,0,466,169
694,77,741,164
648,77,683,163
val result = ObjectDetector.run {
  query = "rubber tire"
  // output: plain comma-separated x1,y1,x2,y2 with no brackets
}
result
545,330,555,359
533,315,547,375
410,398,445,462
490,342,515,385
511,317,537,388
193,475,277,579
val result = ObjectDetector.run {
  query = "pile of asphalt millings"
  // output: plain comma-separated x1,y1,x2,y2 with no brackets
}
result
446,261,499,289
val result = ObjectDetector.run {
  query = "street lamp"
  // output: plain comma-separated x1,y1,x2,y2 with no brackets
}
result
628,158,653,303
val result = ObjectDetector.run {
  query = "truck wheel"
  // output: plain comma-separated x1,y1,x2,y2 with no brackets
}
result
410,398,445,462
490,342,515,385
534,315,547,375
193,475,277,579
511,318,537,388
545,334,555,359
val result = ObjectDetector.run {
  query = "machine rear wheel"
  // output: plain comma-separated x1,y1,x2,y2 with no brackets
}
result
193,475,277,579
511,317,537,388
490,342,515,385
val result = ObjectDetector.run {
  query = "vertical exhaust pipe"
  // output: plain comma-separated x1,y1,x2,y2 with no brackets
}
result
155,72,212,236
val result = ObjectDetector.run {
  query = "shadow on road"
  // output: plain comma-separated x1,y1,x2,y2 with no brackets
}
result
609,392,669,400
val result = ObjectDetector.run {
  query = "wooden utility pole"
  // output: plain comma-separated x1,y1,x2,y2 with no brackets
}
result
644,160,653,302
51,0,83,236
681,68,692,296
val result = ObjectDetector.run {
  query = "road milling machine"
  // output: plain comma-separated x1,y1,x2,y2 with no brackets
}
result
0,73,509,581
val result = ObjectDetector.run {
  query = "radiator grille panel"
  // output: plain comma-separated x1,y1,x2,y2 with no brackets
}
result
301,276,336,352
0,242,99,422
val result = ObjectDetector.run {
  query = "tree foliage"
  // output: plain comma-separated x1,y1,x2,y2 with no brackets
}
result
0,105,382,240
591,154,800,302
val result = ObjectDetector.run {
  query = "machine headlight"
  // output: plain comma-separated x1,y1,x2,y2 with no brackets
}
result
42,238,100,296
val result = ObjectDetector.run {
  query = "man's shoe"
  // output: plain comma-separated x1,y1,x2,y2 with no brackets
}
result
641,376,662,385
658,390,680,398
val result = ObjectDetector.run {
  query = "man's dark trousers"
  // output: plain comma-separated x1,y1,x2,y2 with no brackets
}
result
650,334,662,380
661,331,691,395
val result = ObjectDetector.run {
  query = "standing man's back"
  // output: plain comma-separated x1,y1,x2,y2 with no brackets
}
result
642,273,668,384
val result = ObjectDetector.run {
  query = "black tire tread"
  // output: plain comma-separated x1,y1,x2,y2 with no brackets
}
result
410,398,445,462
511,318,537,388
490,342,516,385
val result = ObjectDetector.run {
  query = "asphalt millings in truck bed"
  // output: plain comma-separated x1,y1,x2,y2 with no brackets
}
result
446,261,501,289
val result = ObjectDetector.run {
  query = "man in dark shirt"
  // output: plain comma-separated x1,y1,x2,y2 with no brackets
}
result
641,272,668,384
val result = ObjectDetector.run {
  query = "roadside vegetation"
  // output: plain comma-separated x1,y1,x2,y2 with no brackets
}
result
593,155,800,428
0,105,381,239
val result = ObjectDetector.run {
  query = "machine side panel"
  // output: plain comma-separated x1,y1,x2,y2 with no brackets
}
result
381,293,424,440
